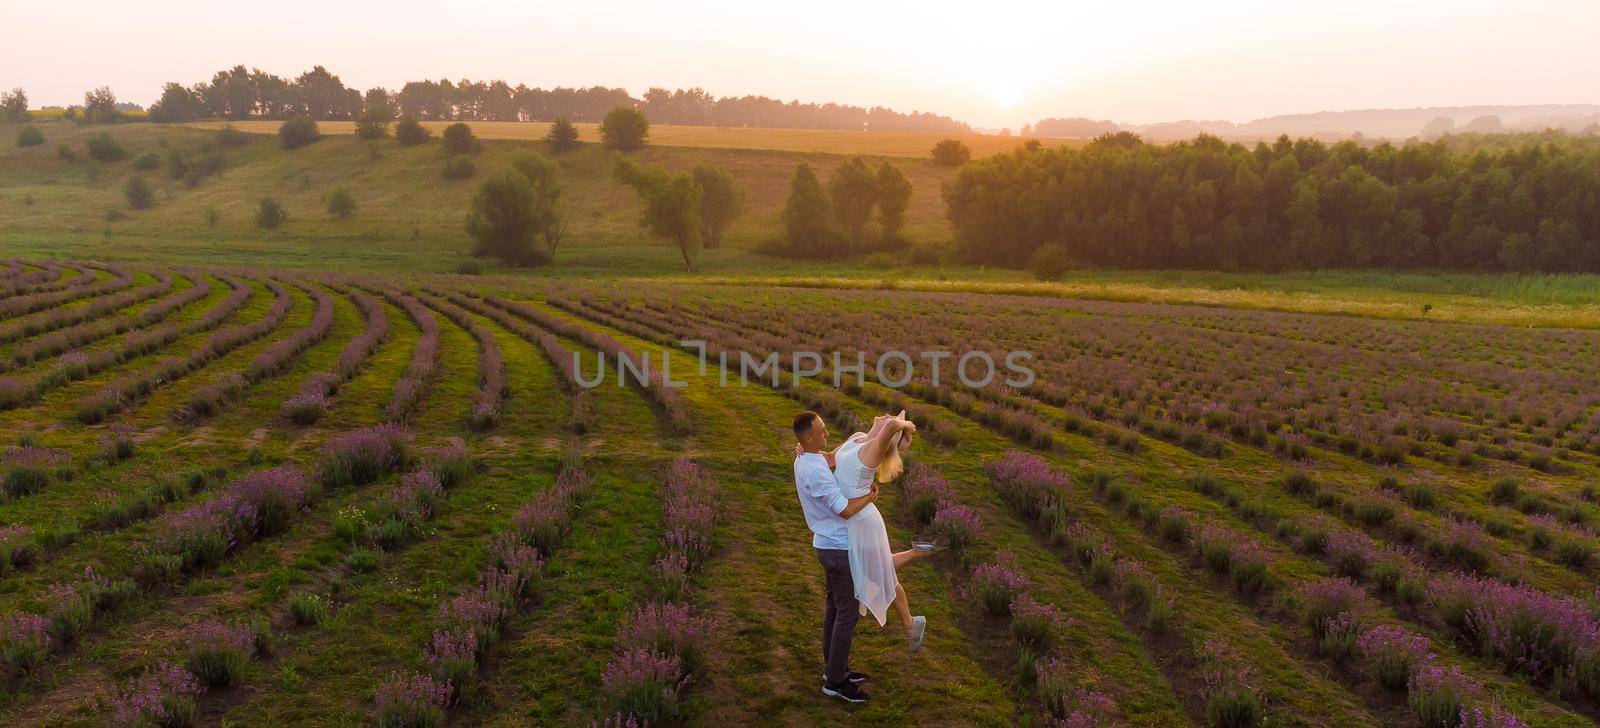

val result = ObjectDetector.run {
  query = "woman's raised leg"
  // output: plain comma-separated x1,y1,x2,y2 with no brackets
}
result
891,549,925,569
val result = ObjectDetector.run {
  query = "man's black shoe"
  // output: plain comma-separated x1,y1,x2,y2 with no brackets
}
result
820,671,869,685
822,680,870,703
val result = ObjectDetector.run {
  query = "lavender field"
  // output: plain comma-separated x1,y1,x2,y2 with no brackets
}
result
0,260,1597,727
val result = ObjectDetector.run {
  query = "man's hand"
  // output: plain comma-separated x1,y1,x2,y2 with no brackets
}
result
824,451,836,469
867,482,880,502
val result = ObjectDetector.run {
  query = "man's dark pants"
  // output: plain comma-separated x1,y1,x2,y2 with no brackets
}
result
817,547,859,686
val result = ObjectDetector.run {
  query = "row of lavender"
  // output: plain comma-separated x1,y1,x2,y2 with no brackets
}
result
594,459,718,725
0,425,413,686
0,263,130,320
280,287,392,424
177,280,336,422
567,282,1600,477
456,290,691,436
993,450,1555,725
102,435,473,725
1188,472,1600,714
374,464,592,727
0,261,64,296
431,288,597,434
3,272,212,372
899,462,1121,726
74,278,292,424
417,292,505,430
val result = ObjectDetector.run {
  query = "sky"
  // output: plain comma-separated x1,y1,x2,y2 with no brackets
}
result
5,0,1599,129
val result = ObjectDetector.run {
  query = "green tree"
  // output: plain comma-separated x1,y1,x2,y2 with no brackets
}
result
828,156,879,246
1,88,30,123
354,103,392,140
148,83,203,122
15,126,44,148
780,163,839,258
600,107,649,151
614,157,702,271
83,86,121,124
465,171,550,266
692,164,744,249
1028,244,1071,280
875,161,913,245
546,118,580,153
85,132,125,162
123,175,154,210
507,151,566,256
255,197,288,229
324,186,356,219
930,139,971,166
442,122,476,153
394,116,431,146
278,115,321,149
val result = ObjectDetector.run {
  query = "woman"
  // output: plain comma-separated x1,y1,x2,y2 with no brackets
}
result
829,412,930,650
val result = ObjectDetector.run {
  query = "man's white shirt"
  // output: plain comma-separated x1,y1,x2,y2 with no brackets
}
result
794,452,849,550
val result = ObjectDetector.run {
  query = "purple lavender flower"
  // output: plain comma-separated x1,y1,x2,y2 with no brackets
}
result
375,671,450,728
599,648,687,723
108,661,200,725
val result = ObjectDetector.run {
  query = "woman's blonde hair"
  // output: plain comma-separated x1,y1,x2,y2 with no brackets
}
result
877,433,905,483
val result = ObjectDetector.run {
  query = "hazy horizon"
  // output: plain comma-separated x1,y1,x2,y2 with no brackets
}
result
6,0,1600,129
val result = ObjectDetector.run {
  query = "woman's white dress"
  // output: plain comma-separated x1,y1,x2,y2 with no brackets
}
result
836,435,899,627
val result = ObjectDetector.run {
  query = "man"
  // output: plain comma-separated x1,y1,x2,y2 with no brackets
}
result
793,411,879,704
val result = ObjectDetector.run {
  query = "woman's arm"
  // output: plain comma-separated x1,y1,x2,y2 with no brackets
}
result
860,419,916,468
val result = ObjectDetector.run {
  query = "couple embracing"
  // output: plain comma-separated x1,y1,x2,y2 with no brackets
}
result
792,409,936,705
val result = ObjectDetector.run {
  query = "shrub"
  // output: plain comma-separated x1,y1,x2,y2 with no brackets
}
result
375,671,450,728
1035,656,1117,723
1199,641,1261,728
546,117,580,152
441,122,476,154
123,175,154,210
57,142,76,161
599,648,686,723
324,186,356,218
394,116,431,146
321,424,410,487
255,197,288,229
930,139,972,166
1408,663,1478,727
900,464,953,524
971,553,1031,616
15,126,44,147
288,594,328,627
616,602,715,677
1489,478,1519,505
441,155,475,180
278,115,321,149
1403,484,1436,509
1300,577,1366,641
454,259,484,275
930,501,980,551
126,150,161,171
183,620,255,687
109,662,200,727
1008,594,1057,650
345,548,382,573
1358,624,1429,691
1430,573,1599,685
0,524,34,574
421,440,473,490
600,107,650,151
1227,539,1270,593
0,612,50,676
86,132,126,161
1155,505,1190,544
424,629,477,698
1028,244,1072,281
984,450,1067,523
1426,519,1493,572
1323,529,1377,578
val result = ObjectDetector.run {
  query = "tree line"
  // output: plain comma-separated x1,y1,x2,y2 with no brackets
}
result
944,132,1600,273
142,65,969,132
